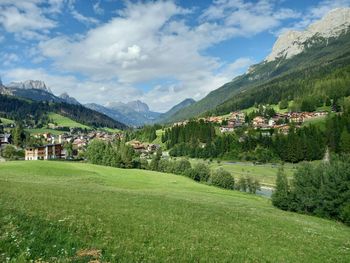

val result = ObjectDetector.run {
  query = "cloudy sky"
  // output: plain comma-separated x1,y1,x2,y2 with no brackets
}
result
1,0,349,112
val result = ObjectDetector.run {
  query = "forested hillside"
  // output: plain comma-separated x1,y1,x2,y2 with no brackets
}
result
163,30,350,122
0,95,127,129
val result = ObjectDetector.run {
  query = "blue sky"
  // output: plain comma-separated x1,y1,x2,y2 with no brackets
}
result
0,0,349,112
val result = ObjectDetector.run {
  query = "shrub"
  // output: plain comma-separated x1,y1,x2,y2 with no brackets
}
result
173,159,191,175
1,145,23,160
190,163,210,182
236,176,261,194
210,168,235,190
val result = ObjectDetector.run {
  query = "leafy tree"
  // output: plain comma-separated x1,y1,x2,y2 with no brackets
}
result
210,169,235,190
173,159,191,175
190,163,210,182
150,148,162,171
64,142,73,159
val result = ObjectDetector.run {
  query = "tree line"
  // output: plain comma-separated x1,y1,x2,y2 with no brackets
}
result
85,139,261,194
272,154,350,226
161,110,350,163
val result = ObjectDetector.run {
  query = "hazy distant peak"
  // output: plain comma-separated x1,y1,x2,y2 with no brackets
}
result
59,92,80,105
126,100,149,113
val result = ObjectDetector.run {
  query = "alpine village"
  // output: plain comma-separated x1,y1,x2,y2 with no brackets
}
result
0,2,350,262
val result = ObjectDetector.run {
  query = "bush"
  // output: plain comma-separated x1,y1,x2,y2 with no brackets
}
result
210,168,235,190
173,159,191,175
190,163,210,182
236,176,261,194
1,145,23,160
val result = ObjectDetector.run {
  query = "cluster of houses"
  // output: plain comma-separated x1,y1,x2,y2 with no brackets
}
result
208,111,328,134
127,140,160,158
172,110,328,135
24,130,124,160
250,111,328,133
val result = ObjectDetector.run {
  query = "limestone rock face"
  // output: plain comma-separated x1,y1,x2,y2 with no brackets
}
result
266,8,350,62
7,80,52,93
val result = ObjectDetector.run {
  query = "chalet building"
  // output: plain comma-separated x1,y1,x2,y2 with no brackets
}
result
147,144,160,153
231,111,246,123
220,126,234,133
25,144,64,160
252,116,267,129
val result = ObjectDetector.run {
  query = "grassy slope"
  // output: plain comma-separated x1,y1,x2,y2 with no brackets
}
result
24,128,66,135
0,161,349,262
0,117,15,125
48,113,90,129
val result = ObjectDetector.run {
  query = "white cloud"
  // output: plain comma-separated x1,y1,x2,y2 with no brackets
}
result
5,1,338,113
200,0,301,35
37,1,298,111
1,52,20,66
0,0,57,39
93,1,104,15
276,0,350,35
67,0,99,26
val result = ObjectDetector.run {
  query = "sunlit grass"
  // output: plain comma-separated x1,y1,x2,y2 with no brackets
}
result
0,161,349,262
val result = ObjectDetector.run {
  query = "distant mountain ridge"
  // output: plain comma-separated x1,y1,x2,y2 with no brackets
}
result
1,80,81,106
86,98,196,126
157,98,195,123
59,92,80,105
0,79,126,129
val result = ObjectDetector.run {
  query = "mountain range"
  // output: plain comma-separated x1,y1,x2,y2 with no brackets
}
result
85,98,195,127
0,79,196,127
161,7,350,123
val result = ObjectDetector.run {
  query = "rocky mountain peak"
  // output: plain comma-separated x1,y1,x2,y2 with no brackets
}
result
59,92,80,105
266,7,350,62
7,80,53,94
126,100,150,113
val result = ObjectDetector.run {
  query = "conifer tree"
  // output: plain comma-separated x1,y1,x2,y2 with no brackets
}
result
272,166,290,210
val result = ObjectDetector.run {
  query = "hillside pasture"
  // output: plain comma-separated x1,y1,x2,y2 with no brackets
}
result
0,161,349,262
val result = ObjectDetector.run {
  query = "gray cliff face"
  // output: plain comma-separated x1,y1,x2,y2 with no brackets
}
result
7,80,53,93
266,8,350,62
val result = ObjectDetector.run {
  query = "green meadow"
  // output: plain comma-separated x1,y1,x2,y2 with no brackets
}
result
189,159,296,186
48,113,90,129
0,161,349,262
0,117,15,125
24,128,66,135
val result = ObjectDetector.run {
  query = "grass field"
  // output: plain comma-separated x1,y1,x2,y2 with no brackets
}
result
99,127,121,133
0,117,15,125
48,113,90,129
189,159,296,186
24,128,66,135
152,129,166,146
0,161,349,262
